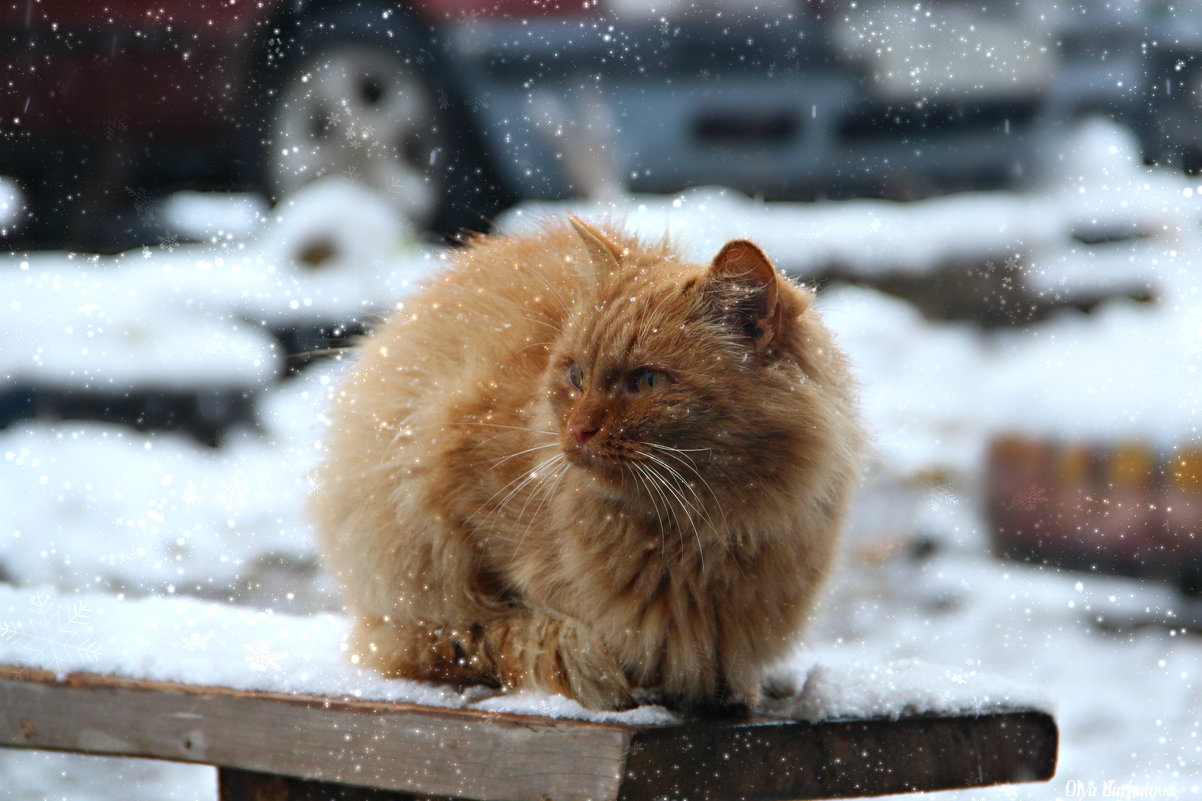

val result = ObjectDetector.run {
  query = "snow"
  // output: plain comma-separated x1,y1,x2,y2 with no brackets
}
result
3,116,1202,798
0,581,1047,725
0,583,677,725
0,271,281,390
0,177,436,395
158,192,268,243
782,658,1052,722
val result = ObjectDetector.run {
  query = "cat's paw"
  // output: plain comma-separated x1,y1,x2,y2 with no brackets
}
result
551,621,635,711
484,612,634,711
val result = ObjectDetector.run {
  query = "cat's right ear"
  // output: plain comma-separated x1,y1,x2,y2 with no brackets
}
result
567,214,622,272
706,240,784,352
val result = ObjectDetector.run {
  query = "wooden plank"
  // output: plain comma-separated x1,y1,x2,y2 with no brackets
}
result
621,711,1059,800
0,666,1057,801
0,667,630,801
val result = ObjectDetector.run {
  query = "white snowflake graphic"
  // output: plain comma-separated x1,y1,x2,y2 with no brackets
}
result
466,91,491,112
217,477,249,511
1007,484,1048,512
926,482,961,512
102,116,128,142
245,641,284,673
124,186,155,215
180,481,201,506
0,592,100,673
180,632,213,652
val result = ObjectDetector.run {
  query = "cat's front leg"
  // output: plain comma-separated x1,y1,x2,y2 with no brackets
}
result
478,609,635,711
349,610,633,710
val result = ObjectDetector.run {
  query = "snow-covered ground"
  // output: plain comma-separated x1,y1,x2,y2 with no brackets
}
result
2,119,1201,799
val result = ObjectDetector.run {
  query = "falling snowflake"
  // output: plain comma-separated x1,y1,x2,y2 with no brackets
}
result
1007,484,1048,512
0,592,100,674
158,231,179,252
466,91,491,112
102,116,127,141
782,62,805,82
180,481,201,506
125,186,155,215
181,632,213,652
341,163,362,182
245,641,284,673
926,483,961,512
436,90,451,111
217,477,249,511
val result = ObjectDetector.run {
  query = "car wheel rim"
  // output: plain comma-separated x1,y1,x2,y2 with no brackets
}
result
269,44,443,228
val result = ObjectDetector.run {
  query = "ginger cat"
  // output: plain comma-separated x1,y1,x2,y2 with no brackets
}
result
311,217,864,710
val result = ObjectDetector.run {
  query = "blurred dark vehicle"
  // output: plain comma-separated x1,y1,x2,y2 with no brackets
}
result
0,0,1194,251
0,0,1120,251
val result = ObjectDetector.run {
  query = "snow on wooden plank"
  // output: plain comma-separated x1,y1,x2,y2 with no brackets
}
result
0,666,1057,801
0,667,629,801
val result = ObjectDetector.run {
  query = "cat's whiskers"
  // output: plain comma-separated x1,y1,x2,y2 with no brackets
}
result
518,314,562,335
630,462,683,564
507,457,572,565
645,443,730,534
489,441,561,469
517,340,556,356
635,449,715,532
456,421,559,437
627,467,668,563
633,457,705,568
468,451,564,534
460,422,556,458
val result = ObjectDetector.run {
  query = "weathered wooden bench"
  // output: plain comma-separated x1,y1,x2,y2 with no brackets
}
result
0,664,1056,801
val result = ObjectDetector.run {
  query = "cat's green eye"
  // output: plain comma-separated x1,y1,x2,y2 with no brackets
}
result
631,369,670,395
567,362,584,390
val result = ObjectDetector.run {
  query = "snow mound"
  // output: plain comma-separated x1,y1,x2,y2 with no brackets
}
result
259,176,412,277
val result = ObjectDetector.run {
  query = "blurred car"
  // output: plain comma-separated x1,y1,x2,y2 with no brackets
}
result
0,0,1171,251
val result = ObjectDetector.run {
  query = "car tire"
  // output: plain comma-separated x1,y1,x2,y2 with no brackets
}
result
266,39,445,230
254,9,511,239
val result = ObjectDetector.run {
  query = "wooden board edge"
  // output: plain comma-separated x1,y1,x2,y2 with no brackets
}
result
619,709,1058,801
0,664,633,734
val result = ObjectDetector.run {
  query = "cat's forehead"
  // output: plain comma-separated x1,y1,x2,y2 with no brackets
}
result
561,261,709,365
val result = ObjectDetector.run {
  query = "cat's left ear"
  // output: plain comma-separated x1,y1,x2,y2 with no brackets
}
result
567,214,622,272
707,240,785,352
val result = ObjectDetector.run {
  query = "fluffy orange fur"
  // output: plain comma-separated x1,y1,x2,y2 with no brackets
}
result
311,217,865,710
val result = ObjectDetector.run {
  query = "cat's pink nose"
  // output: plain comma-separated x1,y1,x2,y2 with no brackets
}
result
570,422,600,445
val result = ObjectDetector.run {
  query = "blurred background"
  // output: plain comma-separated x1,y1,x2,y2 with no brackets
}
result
1,1,1201,799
